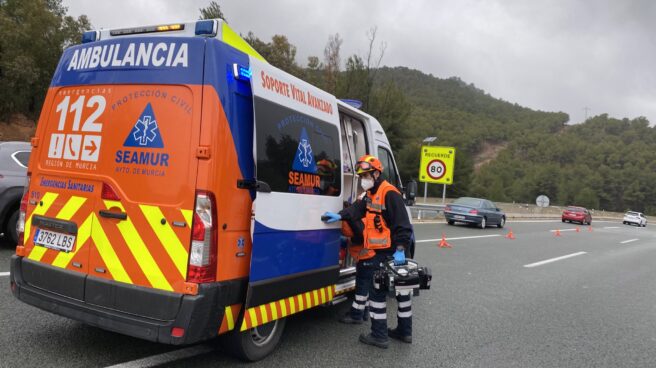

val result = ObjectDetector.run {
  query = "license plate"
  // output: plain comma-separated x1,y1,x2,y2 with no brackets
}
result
34,229,76,252
454,215,465,220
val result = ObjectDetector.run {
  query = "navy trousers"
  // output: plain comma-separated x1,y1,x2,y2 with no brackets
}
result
368,254,413,339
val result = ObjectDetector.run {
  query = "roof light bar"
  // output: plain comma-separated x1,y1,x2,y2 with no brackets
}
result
110,23,185,36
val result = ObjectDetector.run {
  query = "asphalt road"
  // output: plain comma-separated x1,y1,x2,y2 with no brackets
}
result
1,220,656,367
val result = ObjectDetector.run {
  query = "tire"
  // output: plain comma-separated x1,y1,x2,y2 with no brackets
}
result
447,220,455,225
6,210,19,246
562,219,566,223
479,217,486,229
497,216,505,228
623,221,626,225
222,318,286,362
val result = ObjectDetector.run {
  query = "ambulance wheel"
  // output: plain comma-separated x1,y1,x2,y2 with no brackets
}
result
223,317,286,361
6,210,19,246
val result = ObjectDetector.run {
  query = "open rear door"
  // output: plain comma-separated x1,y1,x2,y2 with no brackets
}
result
245,58,343,313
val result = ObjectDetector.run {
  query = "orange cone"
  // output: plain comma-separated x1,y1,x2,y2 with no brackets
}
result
438,232,452,248
576,226,581,233
588,226,593,232
505,228,516,240
554,229,562,237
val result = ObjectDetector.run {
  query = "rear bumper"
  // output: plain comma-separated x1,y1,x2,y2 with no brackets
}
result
562,215,584,222
444,212,482,225
10,256,243,345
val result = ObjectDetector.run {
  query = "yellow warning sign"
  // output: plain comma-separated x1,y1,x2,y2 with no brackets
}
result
419,146,455,184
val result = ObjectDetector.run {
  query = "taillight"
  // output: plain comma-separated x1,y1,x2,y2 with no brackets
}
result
101,182,121,200
469,209,478,215
445,205,452,212
16,174,30,246
187,191,217,283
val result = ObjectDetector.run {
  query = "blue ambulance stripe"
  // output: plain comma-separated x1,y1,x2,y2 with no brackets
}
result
250,221,341,282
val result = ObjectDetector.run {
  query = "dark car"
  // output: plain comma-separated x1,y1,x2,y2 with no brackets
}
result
0,141,31,245
561,206,592,225
444,197,506,229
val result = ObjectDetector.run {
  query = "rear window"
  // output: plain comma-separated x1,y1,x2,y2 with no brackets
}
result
255,97,341,196
626,212,640,216
13,151,30,167
566,207,583,212
453,198,483,207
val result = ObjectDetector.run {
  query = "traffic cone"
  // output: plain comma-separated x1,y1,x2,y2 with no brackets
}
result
505,228,515,240
588,226,593,232
576,226,581,233
554,229,562,237
438,232,452,248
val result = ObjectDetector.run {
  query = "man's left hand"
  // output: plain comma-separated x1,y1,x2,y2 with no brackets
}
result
393,248,406,265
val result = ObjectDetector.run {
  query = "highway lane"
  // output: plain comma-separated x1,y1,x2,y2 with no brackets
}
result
1,220,656,367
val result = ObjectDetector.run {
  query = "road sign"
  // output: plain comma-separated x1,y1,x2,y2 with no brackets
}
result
536,195,550,207
419,146,455,184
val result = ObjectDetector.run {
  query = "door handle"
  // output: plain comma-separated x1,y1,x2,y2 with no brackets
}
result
99,210,127,220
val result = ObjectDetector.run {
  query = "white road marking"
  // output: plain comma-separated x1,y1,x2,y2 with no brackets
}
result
104,345,214,368
549,229,577,232
620,239,639,244
0,272,9,277
416,234,501,243
603,226,620,229
524,251,587,268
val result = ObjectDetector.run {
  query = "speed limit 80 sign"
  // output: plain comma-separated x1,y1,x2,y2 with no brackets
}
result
419,146,456,184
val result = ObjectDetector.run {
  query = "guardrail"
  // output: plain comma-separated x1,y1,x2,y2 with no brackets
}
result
410,203,445,220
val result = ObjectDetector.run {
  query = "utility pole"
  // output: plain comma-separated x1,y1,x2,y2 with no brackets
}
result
583,107,591,121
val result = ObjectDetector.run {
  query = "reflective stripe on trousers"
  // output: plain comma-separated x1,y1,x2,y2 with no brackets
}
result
395,289,412,336
349,259,373,320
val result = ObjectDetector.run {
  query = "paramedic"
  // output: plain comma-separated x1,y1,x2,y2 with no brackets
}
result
322,155,413,349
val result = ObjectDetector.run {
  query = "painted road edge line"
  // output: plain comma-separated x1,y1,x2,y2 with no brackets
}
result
549,229,578,232
524,251,587,268
603,226,620,229
620,239,639,244
0,272,9,277
104,345,214,368
416,234,501,243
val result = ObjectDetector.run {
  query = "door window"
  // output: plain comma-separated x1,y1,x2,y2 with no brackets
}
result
255,97,341,196
377,146,400,188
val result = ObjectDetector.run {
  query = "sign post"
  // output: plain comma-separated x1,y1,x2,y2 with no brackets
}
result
419,146,456,204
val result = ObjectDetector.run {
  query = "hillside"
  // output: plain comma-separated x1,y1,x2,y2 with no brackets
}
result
373,67,655,214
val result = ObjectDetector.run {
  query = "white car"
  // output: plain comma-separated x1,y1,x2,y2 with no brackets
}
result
623,211,647,227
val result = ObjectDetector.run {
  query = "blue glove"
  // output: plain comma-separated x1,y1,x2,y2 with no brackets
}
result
393,248,406,265
322,211,341,223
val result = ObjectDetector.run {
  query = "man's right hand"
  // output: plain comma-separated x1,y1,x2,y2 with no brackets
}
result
321,212,341,223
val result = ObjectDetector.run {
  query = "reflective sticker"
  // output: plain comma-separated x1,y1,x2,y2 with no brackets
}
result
91,214,132,284
104,200,172,291
52,214,92,268
140,204,188,278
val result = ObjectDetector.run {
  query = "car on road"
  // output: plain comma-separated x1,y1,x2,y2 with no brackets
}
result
623,211,647,227
0,141,31,246
561,206,592,225
444,197,506,229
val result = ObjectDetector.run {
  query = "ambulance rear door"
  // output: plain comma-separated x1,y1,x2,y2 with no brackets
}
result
31,37,205,298
246,58,343,309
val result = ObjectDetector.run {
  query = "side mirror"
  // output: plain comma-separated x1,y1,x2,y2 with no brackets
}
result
405,180,417,203
496,208,501,212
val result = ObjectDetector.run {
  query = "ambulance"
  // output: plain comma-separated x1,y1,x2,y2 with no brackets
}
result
10,19,417,361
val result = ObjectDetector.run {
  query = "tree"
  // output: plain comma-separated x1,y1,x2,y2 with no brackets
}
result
0,0,91,119
199,1,227,21
323,33,342,94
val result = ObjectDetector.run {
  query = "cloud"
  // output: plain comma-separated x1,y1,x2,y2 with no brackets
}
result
62,0,656,124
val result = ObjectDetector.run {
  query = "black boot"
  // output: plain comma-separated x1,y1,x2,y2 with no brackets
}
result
388,328,412,343
339,313,364,324
359,333,389,349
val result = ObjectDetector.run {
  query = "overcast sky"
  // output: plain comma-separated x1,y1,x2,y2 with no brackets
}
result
62,0,656,125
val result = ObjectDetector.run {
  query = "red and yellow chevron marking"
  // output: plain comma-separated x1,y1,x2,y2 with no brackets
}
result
218,304,242,334
23,191,194,294
240,285,335,331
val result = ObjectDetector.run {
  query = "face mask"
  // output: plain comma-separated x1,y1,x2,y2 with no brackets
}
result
361,177,374,191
